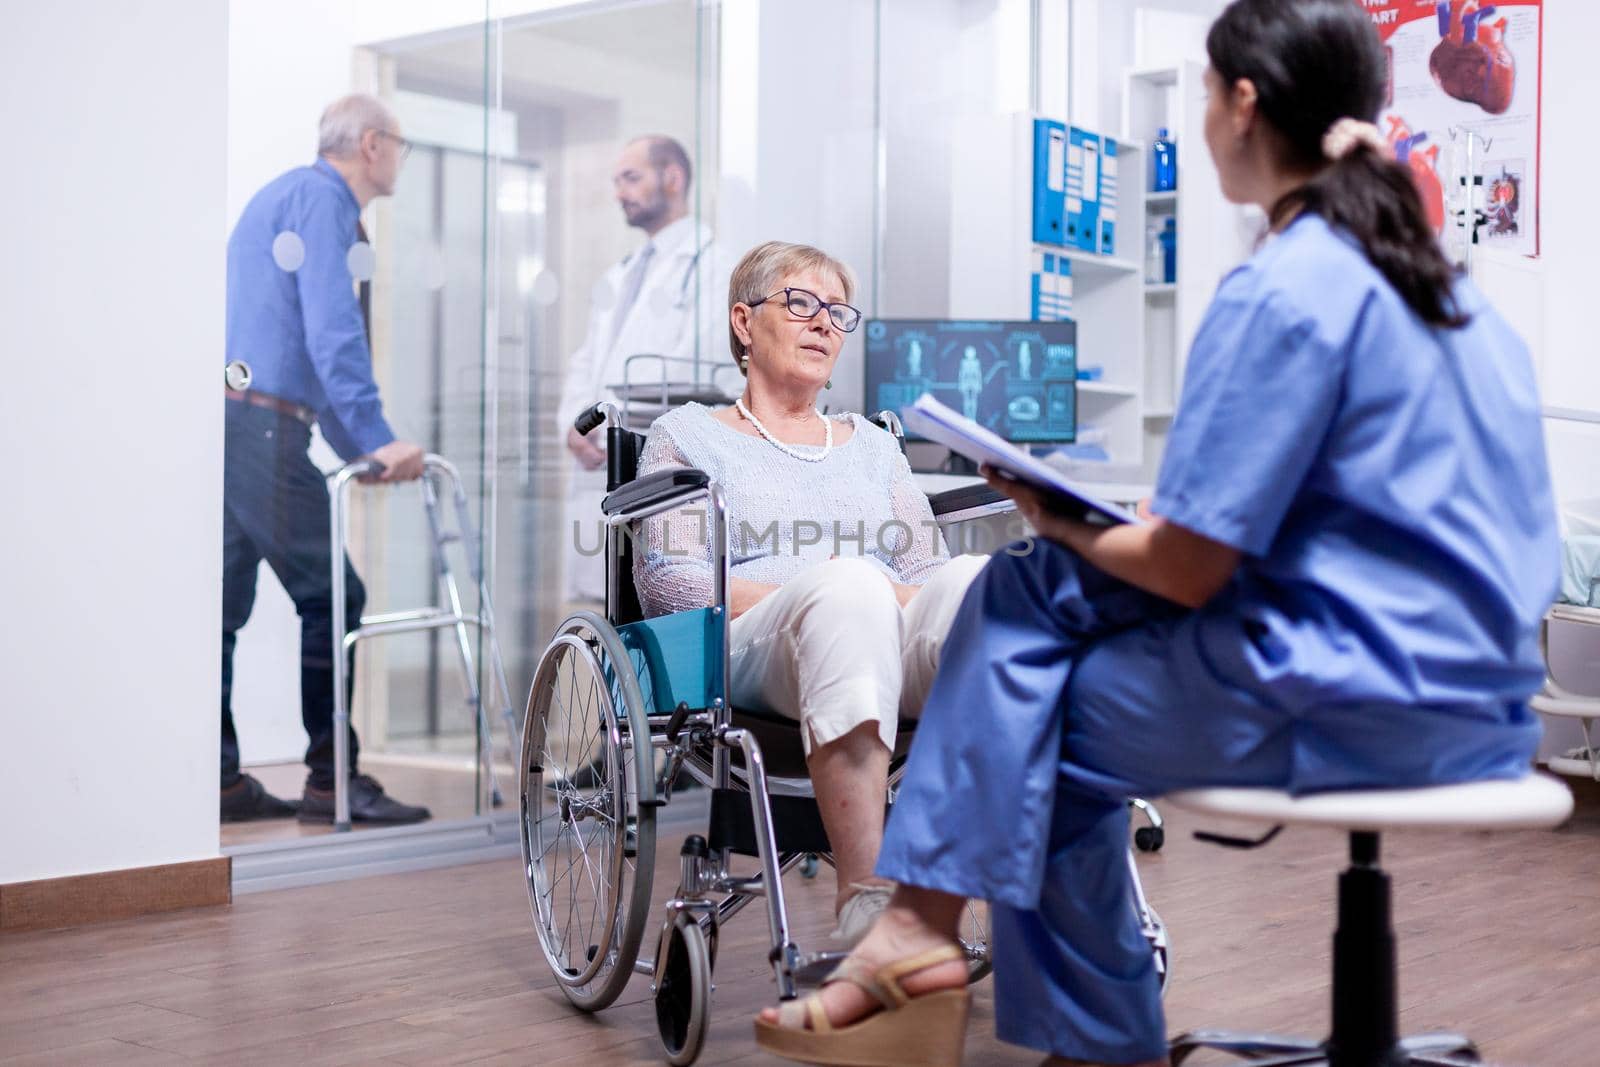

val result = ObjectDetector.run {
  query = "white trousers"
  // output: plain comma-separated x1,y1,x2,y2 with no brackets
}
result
728,554,990,756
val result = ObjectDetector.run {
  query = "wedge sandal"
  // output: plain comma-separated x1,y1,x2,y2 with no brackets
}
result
753,943,970,1066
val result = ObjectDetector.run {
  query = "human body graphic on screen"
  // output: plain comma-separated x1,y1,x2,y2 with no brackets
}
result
958,346,983,419
864,319,1077,444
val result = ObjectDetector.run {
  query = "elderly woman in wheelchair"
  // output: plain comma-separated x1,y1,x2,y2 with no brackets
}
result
519,239,1165,1065
519,238,991,1059
631,239,988,939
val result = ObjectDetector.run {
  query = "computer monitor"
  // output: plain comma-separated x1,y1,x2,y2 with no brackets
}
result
863,319,1077,444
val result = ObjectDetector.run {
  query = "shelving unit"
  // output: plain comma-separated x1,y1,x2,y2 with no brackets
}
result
1077,381,1138,397
1123,61,1254,477
944,97,1250,476
948,112,1148,470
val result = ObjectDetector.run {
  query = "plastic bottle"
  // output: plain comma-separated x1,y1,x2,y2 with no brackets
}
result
1158,217,1177,284
1145,220,1166,285
1150,128,1177,192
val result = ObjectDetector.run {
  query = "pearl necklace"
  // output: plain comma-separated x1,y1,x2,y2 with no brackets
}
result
734,397,833,462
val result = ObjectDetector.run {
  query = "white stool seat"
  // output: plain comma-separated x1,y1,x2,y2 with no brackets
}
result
1166,774,1572,833
1531,690,1600,718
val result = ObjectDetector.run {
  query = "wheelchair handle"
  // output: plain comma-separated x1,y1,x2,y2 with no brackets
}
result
574,402,616,436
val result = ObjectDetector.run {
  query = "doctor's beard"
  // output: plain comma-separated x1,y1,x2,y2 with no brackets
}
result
620,188,669,231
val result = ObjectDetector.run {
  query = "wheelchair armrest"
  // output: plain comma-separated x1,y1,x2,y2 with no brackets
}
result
928,483,1012,520
602,467,711,517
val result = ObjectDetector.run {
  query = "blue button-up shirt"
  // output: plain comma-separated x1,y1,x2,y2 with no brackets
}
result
226,158,395,459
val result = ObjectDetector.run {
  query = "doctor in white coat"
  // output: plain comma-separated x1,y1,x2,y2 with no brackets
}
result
559,134,727,602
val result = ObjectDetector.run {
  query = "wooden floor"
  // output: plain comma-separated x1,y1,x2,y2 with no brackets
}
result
5,779,1599,1066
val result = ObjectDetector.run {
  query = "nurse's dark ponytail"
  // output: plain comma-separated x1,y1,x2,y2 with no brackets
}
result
1207,0,1468,328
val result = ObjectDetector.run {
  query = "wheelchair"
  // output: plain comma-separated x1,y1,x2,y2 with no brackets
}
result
519,402,1170,1065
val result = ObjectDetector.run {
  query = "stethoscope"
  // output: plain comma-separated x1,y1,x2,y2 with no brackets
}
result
617,234,712,313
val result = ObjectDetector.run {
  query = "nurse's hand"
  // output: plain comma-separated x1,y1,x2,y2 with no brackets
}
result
982,466,1242,608
980,466,1089,548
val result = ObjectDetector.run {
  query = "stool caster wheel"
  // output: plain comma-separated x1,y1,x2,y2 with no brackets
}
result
1135,826,1164,852
800,853,820,879
655,914,712,1066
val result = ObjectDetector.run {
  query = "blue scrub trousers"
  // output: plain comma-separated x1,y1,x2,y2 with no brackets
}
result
876,539,1538,1064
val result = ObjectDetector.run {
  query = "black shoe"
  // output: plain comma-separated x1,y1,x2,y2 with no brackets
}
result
298,773,432,825
220,774,300,822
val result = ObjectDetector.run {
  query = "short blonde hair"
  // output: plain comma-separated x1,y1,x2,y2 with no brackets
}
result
728,241,857,374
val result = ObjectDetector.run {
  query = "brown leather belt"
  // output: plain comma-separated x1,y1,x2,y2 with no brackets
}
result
225,387,315,426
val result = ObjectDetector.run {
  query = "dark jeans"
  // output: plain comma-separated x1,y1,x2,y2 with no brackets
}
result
221,401,364,791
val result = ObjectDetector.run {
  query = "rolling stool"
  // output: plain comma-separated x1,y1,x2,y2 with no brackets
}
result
1166,774,1573,1066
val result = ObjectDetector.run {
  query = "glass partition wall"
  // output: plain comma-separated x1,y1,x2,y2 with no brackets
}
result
224,0,1067,879
223,0,716,874
358,0,718,821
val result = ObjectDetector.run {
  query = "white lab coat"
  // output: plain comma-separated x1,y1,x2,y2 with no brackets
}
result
559,216,731,602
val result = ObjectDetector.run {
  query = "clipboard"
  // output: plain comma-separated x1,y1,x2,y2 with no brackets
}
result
900,394,1142,527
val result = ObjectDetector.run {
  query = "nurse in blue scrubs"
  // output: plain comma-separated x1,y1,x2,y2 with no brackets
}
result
754,2,1561,1065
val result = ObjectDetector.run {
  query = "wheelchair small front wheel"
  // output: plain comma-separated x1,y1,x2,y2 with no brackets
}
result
654,913,712,1066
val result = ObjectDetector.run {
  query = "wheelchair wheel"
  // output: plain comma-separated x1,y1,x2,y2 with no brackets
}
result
520,611,657,1012
654,913,712,1066
959,898,993,984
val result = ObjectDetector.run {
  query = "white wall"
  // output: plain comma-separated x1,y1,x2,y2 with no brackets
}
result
718,0,879,413
0,2,227,882
1470,1,1600,516
718,0,1045,415
1533,0,1600,421
1532,0,1600,741
877,0,1033,327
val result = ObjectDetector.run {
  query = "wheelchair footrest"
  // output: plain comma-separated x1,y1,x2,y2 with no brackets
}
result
709,788,833,856
791,951,850,987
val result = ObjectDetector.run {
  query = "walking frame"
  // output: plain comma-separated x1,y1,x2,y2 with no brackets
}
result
327,454,519,831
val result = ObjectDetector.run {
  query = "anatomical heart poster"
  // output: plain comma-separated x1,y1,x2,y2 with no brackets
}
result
1358,0,1542,256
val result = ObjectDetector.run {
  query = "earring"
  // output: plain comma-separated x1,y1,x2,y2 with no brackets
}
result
825,378,833,390
741,353,749,371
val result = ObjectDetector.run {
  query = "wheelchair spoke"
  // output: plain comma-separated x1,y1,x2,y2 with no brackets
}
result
548,835,581,901
561,658,580,772
574,819,608,920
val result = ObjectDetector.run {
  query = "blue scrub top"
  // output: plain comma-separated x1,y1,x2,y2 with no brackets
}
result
1153,215,1559,719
